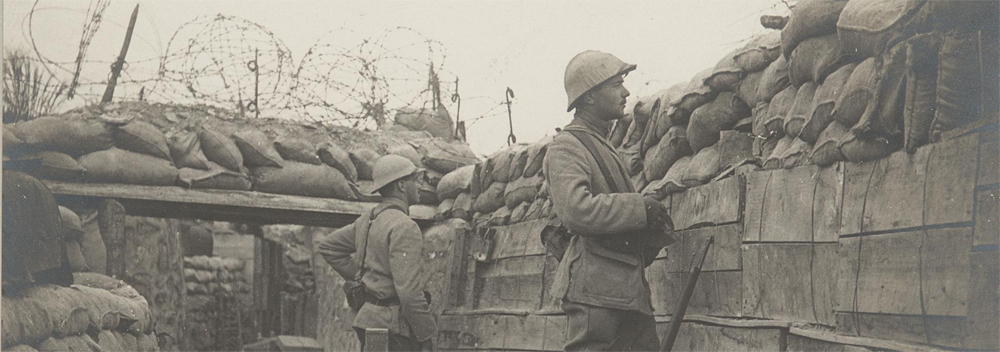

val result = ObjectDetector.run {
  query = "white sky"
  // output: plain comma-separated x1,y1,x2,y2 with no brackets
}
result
2,0,790,156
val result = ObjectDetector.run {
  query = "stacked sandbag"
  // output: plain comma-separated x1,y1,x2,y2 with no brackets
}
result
1,272,157,352
393,107,455,139
183,256,249,351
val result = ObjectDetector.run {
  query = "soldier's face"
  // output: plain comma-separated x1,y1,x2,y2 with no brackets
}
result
587,75,630,120
403,174,421,204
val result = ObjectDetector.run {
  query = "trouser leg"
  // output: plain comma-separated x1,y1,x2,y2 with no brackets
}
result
388,333,419,351
354,327,367,352
619,310,660,351
562,300,621,351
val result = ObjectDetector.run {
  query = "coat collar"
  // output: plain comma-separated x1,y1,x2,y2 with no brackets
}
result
380,197,410,216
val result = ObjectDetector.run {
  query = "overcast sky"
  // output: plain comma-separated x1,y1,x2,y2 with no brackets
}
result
3,0,789,156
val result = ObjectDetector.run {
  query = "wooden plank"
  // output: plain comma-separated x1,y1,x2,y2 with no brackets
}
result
860,146,931,233
444,224,470,311
438,314,479,350
742,170,770,242
539,254,561,313
662,223,742,272
44,181,435,228
835,237,861,314
489,219,547,260
99,199,127,278
813,164,845,242
964,250,999,350
845,228,973,316
477,274,543,311
741,243,838,325
503,315,547,351
839,161,878,236
475,314,506,350
834,312,966,349
541,315,568,351
655,321,785,352
980,140,999,186
760,166,820,242
790,327,956,352
652,270,742,317
670,175,744,230
975,188,1000,247
924,134,978,226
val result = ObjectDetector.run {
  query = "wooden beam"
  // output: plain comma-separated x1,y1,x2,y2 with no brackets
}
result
43,181,435,228
99,199,127,278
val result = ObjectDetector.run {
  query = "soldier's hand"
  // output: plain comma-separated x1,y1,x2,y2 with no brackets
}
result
642,197,669,229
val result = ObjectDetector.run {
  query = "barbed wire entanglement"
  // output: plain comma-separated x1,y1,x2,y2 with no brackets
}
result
13,1,464,130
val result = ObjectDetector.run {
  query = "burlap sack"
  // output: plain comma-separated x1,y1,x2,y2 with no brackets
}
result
198,127,243,171
417,139,478,174
78,148,178,186
643,125,693,182
318,141,358,182
781,0,848,59
641,155,692,200
671,68,718,125
681,144,721,187
810,121,850,166
349,148,382,181
395,107,454,139
12,117,113,156
274,137,322,165
800,63,856,144
78,211,106,275
488,206,512,227
736,70,766,109
833,57,876,127
523,136,552,177
17,151,85,181
509,201,530,224
169,132,211,170
57,206,83,240
734,31,782,72
839,132,901,162
388,143,424,168
903,33,940,153
451,192,474,221
784,82,818,139
233,130,283,168
473,181,507,214
763,86,797,138
437,165,475,200
789,34,852,87
178,162,252,191
706,48,747,91
116,120,171,160
609,114,632,149
852,42,907,139
251,161,357,200
1,297,53,348
504,174,543,210
931,30,984,141
435,198,455,221
686,92,751,153
837,0,931,58
757,55,791,103
764,135,795,170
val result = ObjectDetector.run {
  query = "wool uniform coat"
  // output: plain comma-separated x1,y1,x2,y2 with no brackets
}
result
543,117,656,315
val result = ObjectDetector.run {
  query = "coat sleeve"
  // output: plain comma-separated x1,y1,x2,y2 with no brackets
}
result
316,223,358,281
544,135,648,236
387,216,438,342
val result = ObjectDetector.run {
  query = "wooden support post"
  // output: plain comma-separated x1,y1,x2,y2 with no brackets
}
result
101,4,139,103
99,199,127,278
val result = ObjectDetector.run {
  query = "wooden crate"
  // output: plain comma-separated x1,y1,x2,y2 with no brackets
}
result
669,175,744,230
742,243,838,325
648,260,742,317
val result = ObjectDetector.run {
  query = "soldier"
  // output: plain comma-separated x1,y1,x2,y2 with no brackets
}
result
545,50,675,351
318,155,437,351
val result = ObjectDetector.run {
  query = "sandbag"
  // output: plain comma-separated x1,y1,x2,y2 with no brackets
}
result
509,201,530,224
779,138,813,169
1,297,52,348
470,163,484,197
681,144,721,187
115,120,171,161
435,198,455,222
789,34,852,87
736,70,766,109
251,161,357,200
800,63,856,144
318,141,358,182
65,240,89,272
752,102,772,154
274,137,321,165
642,156,692,200
198,128,243,171
671,68,718,125
839,132,901,162
19,286,92,337
17,151,85,181
643,126,693,182
852,42,907,139
388,143,424,168
931,30,983,141
77,212,106,275
168,131,210,170
417,175,439,205
758,135,782,162
508,147,529,181
734,31,782,72
757,55,791,103
781,0,849,59
116,332,138,352
137,333,158,352
6,345,39,352
12,117,113,156
764,136,796,170
437,165,474,200
233,130,283,168
609,114,632,149
488,206,512,227
928,0,1000,34
837,0,931,58
705,48,746,91
58,207,83,240
833,57,877,127
810,121,850,166
4,124,28,156
649,83,688,141
349,148,382,181
522,197,546,222
538,199,553,220
784,82,819,139
717,130,755,169
417,139,478,174
178,162,252,191
903,33,940,153
473,181,507,214
78,148,178,186
686,92,751,153
490,148,521,184
619,122,645,176
523,137,551,177
34,337,70,352
763,86,796,139
97,331,124,352
451,192,474,221
394,107,454,139
640,98,667,155
504,175,543,209
61,334,98,352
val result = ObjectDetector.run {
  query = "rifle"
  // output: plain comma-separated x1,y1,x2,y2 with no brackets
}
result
660,236,714,352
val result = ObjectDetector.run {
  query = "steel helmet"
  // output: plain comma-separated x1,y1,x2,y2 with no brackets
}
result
369,154,423,194
564,50,637,112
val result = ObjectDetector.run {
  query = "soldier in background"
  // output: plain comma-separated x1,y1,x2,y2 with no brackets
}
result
318,155,437,351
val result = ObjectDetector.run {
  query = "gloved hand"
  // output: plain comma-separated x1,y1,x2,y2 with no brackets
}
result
643,197,669,230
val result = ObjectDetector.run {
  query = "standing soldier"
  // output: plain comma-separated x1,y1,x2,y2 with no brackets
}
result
318,155,437,351
545,50,675,351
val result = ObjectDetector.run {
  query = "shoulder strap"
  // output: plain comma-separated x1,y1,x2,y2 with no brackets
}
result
354,203,407,281
566,130,622,194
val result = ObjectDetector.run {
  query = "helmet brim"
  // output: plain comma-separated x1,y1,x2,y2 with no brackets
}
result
365,167,425,196
566,63,637,112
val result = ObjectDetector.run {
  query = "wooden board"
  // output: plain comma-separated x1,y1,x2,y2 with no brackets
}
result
860,146,932,233
975,188,999,247
488,219,547,260
122,216,187,350
744,165,843,243
964,250,1000,350
834,312,966,349
656,321,785,352
742,170,769,242
44,181,435,228
741,243,838,325
787,333,879,352
790,327,956,352
670,175,744,230
813,164,845,242
924,134,978,226
649,266,742,317
838,228,973,316
839,162,878,236
539,254,562,313
437,314,565,351
980,140,999,186
475,256,545,311
661,223,742,272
